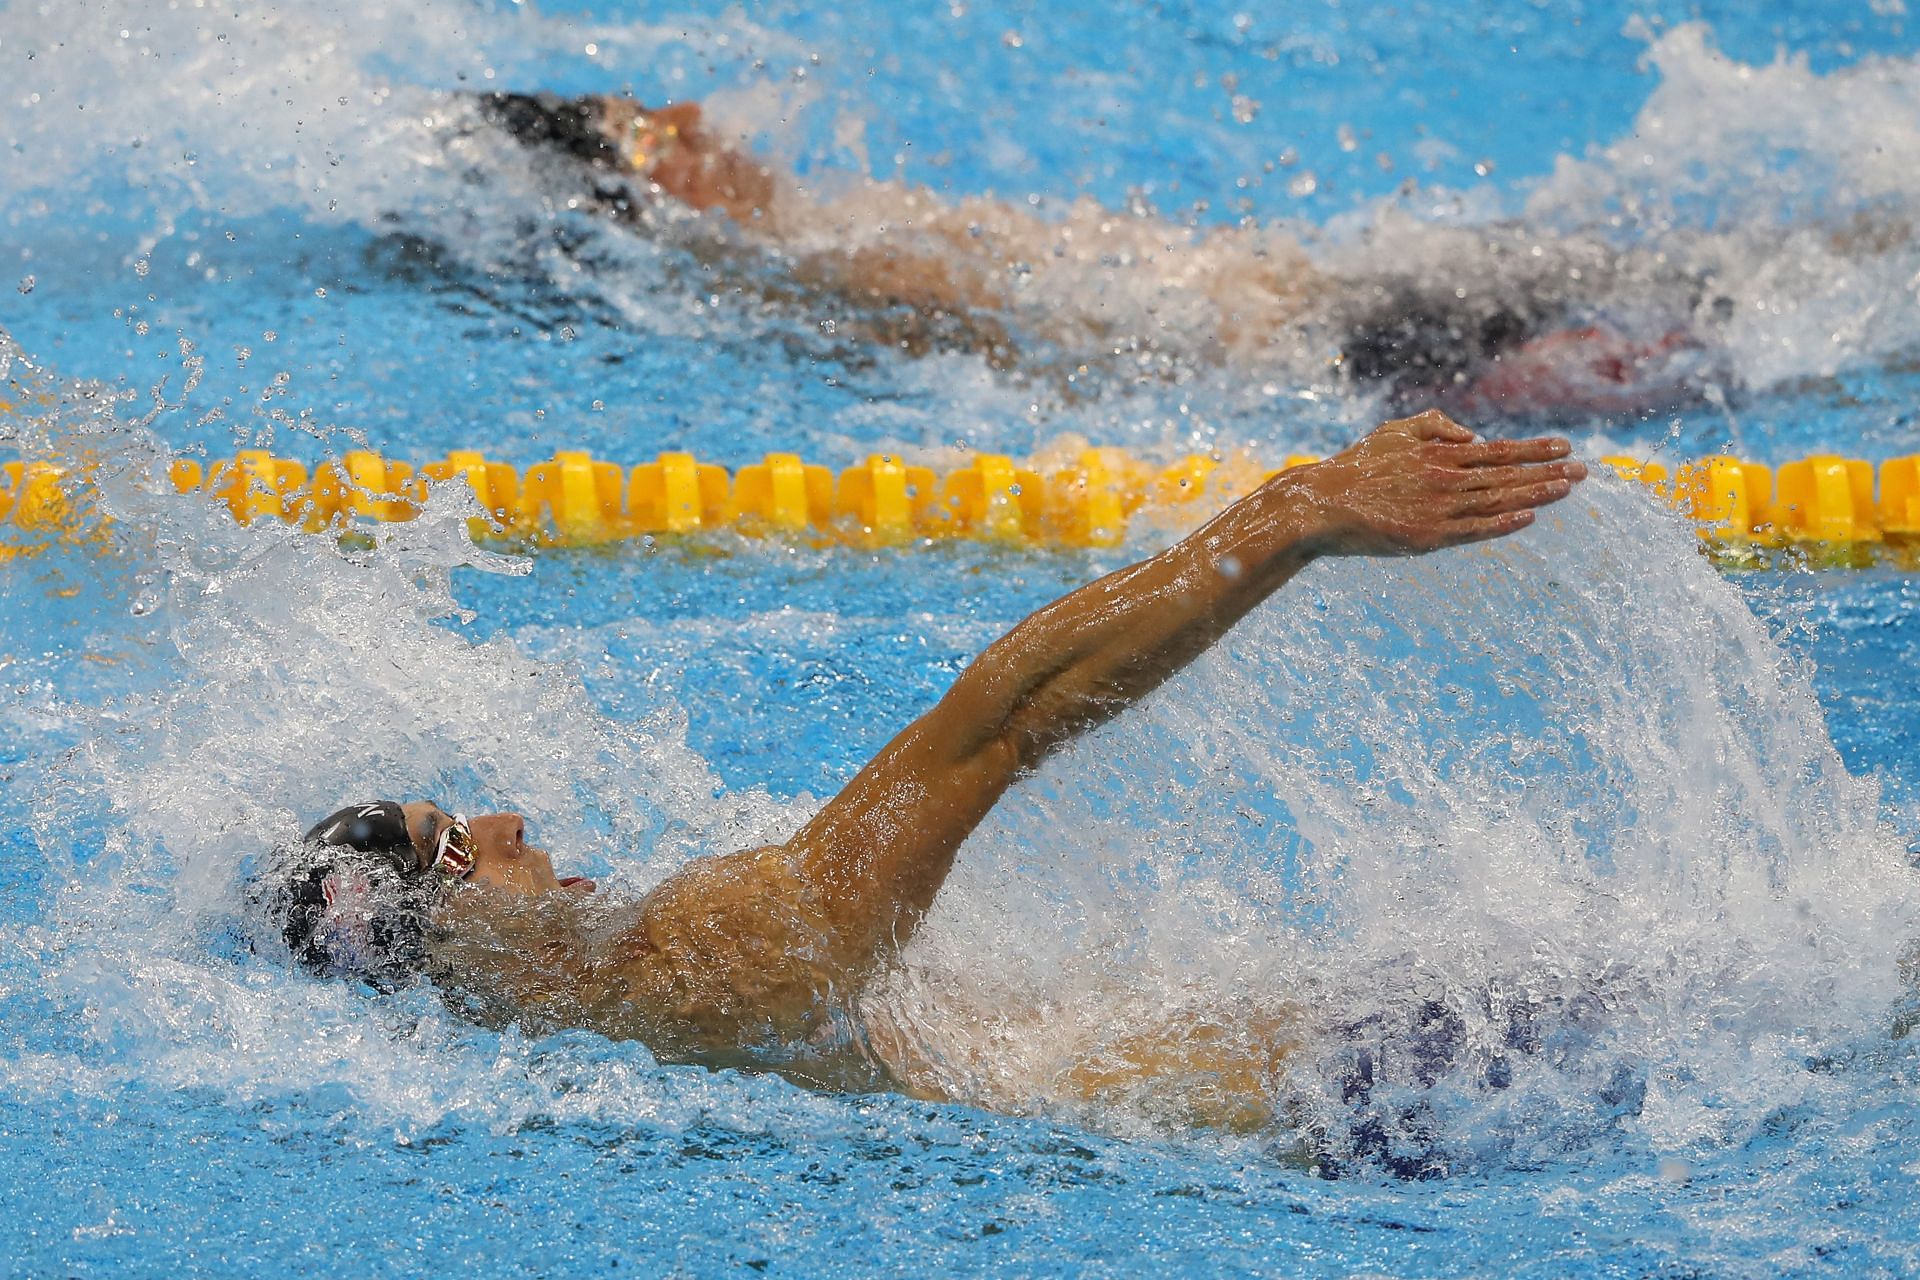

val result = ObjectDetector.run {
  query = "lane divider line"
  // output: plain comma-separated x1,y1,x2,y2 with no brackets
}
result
5,448,1920,556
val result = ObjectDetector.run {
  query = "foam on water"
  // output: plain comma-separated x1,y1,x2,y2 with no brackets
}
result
5,326,1917,1171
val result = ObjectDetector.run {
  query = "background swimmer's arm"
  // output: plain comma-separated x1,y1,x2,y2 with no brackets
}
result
781,410,1586,973
487,94,1318,366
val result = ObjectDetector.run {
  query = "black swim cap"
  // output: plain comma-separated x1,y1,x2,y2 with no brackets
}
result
256,800,443,987
479,92,626,168
303,801,418,873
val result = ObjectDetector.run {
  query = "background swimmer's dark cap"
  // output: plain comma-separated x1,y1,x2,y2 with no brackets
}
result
478,92,626,169
304,801,420,876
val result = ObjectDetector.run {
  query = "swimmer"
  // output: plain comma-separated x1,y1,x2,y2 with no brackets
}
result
259,410,1587,1128
469,91,1719,416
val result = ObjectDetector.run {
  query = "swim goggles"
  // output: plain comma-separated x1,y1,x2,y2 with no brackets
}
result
431,814,479,882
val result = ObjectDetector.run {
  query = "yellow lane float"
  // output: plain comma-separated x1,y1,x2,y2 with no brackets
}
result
2,445,1919,562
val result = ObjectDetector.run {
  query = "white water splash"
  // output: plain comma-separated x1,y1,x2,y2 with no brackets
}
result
1522,23,1920,388
878,481,1915,1162
0,0,807,230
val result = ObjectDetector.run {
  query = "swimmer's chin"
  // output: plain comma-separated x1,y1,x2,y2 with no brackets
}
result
461,837,598,898
454,876,598,904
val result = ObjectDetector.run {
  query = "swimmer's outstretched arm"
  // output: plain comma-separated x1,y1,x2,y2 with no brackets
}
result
753,411,1585,973
617,412,1582,1033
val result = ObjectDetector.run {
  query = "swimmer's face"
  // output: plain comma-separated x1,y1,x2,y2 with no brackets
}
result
399,802,595,898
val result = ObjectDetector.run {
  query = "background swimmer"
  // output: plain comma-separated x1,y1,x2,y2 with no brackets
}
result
261,410,1586,1126
473,91,1722,416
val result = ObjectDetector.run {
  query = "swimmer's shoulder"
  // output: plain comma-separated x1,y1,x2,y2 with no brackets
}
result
606,844,845,1043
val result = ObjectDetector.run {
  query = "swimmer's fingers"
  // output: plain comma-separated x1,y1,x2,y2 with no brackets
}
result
1433,435,1574,469
1307,416,1577,556
1446,458,1589,493
1442,510,1540,544
1452,476,1579,518
1399,409,1478,443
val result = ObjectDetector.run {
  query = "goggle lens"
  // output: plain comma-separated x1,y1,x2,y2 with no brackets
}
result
432,814,478,881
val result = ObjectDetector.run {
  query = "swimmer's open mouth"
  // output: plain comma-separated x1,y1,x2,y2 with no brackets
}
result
559,876,596,893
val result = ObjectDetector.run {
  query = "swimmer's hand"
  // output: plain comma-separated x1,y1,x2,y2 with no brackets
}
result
1286,409,1586,557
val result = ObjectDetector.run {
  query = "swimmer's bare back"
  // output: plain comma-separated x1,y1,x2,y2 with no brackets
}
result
433,413,1587,1113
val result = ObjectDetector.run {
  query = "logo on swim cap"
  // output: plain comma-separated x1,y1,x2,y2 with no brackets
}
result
305,801,415,876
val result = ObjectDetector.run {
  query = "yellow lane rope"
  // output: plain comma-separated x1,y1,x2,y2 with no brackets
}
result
1,446,1917,557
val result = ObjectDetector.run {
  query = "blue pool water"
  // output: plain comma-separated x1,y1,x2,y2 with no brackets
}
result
6,1,1920,1275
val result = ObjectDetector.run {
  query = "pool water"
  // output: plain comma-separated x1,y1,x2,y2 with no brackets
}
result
6,0,1920,1275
